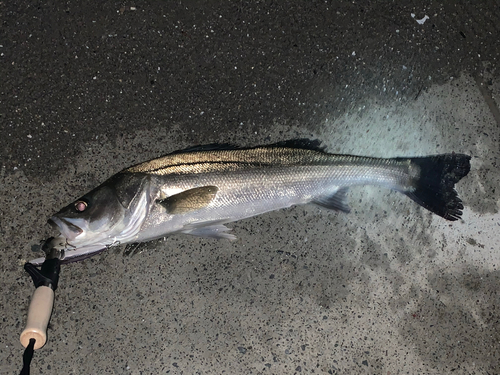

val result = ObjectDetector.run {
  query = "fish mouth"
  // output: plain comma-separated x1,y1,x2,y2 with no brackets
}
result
48,216,83,241
31,216,108,265
30,241,108,266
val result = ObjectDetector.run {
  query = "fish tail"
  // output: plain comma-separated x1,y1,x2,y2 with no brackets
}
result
403,154,471,220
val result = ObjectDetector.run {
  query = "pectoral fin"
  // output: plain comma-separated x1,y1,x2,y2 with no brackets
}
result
157,186,218,214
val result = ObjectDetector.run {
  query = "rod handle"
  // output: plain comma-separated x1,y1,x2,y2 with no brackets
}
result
20,286,54,350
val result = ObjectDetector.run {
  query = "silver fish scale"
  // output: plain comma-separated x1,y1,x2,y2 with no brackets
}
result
151,161,414,226
126,147,414,190
126,147,404,174
131,159,409,244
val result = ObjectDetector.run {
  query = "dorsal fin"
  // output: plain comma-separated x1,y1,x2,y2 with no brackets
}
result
265,139,326,152
169,143,236,154
170,139,326,155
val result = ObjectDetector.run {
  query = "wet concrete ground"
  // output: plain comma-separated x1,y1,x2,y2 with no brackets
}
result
1,1,499,374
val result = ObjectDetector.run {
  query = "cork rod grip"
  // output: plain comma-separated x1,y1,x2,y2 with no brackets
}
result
20,286,55,350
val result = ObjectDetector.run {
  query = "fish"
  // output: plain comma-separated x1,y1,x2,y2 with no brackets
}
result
31,140,471,265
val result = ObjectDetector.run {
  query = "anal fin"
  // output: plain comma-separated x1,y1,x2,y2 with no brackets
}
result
313,187,351,213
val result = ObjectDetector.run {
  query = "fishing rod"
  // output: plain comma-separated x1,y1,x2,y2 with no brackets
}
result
19,242,61,375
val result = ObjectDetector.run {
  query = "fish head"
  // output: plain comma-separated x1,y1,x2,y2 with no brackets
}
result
48,184,128,249
30,174,151,265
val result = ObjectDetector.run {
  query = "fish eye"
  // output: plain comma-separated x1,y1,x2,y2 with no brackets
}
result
75,200,88,212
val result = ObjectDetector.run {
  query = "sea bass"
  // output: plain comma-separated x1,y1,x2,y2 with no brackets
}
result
32,140,471,265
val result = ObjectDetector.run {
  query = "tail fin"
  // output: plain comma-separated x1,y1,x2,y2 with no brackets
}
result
403,154,471,221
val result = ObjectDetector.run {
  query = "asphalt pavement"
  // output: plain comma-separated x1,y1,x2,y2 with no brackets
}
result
1,1,499,374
